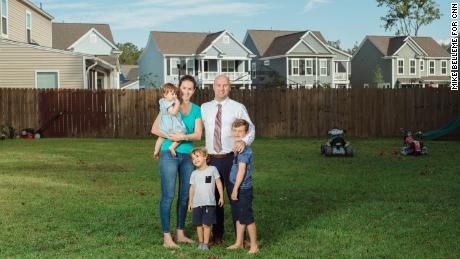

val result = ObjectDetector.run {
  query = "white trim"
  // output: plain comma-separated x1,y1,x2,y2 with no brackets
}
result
305,58,313,76
25,10,32,43
35,70,60,89
441,60,448,75
287,39,317,54
67,28,119,51
21,0,53,20
291,58,299,76
260,54,335,60
83,57,87,89
186,57,195,75
169,57,180,76
286,57,289,85
164,53,195,57
120,80,140,89
0,38,94,57
200,30,255,56
319,58,328,76
1,0,8,37
428,60,435,75
391,58,394,88
327,45,352,58
163,57,167,85
409,58,416,75
305,31,334,54
393,37,428,56
397,58,404,75
315,57,318,82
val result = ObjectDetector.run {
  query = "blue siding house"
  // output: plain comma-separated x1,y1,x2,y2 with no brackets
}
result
244,30,351,88
139,30,255,88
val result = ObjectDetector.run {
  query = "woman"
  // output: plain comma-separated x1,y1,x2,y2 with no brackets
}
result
151,75,202,248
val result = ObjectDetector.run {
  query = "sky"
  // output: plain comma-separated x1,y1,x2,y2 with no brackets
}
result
35,0,452,50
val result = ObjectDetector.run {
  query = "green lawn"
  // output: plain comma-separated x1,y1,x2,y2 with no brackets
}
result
0,138,459,258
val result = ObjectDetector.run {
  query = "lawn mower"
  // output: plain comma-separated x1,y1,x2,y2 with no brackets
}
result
20,112,64,139
320,127,353,157
400,128,427,155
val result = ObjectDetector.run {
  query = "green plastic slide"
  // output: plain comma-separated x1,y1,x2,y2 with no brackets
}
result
421,117,460,140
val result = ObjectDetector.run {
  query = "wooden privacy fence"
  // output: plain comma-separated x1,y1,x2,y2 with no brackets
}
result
1,88,459,138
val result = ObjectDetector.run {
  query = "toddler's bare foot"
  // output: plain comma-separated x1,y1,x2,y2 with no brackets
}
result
226,243,244,250
169,147,177,157
248,245,259,254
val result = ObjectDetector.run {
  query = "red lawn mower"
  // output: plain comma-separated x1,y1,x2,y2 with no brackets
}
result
20,112,63,139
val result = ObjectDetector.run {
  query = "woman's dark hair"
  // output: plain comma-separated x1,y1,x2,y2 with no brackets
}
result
179,75,197,89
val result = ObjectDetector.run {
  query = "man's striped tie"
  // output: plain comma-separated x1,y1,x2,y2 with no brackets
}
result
213,104,222,153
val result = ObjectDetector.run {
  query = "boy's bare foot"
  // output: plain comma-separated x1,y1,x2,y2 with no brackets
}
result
226,243,244,250
169,147,177,157
248,245,259,254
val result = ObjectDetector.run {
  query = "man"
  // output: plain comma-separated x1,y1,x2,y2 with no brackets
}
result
201,74,255,244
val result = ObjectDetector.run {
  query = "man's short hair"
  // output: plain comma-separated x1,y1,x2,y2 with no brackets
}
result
232,119,249,132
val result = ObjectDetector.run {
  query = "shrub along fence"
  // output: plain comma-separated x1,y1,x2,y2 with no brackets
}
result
0,88,459,138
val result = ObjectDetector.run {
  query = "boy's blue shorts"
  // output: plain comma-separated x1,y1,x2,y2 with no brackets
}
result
230,186,254,225
192,206,216,225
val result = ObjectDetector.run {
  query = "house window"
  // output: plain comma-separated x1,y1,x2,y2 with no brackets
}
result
264,60,270,66
305,58,313,76
186,58,194,75
222,60,235,72
428,60,435,75
223,35,230,44
409,59,416,75
26,11,31,43
170,58,180,75
36,71,59,89
1,0,7,35
420,60,424,71
299,59,305,75
251,62,256,79
441,60,448,75
397,59,404,75
291,59,299,76
319,59,327,76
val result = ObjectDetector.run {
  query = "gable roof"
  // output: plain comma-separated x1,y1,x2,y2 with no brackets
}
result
196,31,225,54
367,35,449,57
52,23,115,50
120,65,139,87
246,29,328,57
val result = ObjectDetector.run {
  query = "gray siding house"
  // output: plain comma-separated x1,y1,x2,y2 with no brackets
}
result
139,30,255,88
351,35,450,88
244,30,351,88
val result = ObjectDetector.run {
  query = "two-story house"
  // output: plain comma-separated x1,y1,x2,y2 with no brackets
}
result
52,23,122,90
139,30,255,88
351,35,450,88
0,0,121,89
244,30,351,88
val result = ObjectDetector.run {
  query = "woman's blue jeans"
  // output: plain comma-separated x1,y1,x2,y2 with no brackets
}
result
159,150,194,233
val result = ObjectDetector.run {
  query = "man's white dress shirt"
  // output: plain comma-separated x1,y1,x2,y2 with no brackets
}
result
201,97,255,155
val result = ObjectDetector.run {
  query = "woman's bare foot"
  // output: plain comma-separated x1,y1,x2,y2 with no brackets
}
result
226,243,244,250
169,147,177,157
248,245,259,254
163,233,180,249
175,229,194,244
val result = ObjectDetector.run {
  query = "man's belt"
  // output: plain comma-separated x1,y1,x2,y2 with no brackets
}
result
209,152,234,159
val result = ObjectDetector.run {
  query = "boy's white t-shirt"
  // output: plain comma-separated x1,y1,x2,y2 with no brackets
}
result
189,166,220,208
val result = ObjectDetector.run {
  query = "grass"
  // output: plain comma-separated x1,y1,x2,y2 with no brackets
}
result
0,137,459,258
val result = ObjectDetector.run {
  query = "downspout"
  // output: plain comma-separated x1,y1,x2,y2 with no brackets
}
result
86,59,98,90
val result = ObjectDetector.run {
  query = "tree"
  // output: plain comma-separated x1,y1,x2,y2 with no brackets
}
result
372,65,385,88
116,42,143,65
327,39,341,50
346,41,359,55
376,0,442,36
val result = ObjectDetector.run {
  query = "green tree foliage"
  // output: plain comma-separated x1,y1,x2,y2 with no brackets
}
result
346,41,359,55
327,39,342,50
376,0,441,36
116,42,143,65
372,65,385,88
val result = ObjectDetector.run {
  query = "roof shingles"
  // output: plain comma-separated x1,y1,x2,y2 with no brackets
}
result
52,23,115,50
